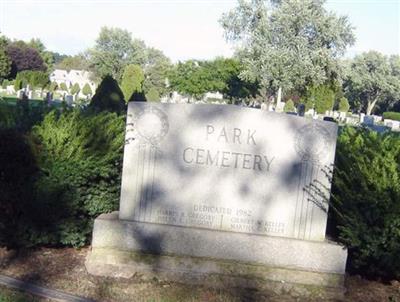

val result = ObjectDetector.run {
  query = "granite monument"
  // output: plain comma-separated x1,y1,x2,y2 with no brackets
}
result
86,103,347,297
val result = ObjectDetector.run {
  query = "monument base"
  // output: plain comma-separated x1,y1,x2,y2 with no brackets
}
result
86,212,347,299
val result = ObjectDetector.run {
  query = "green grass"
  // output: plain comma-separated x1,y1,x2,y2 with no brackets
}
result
1,97,44,105
0,97,62,109
0,286,40,302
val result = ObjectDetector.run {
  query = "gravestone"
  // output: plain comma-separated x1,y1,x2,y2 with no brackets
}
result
86,103,347,297
362,115,375,125
297,103,305,116
65,95,73,106
16,90,24,99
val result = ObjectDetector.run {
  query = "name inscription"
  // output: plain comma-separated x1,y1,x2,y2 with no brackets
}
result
155,204,285,235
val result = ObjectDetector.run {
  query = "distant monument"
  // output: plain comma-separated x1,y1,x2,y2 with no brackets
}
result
86,103,347,298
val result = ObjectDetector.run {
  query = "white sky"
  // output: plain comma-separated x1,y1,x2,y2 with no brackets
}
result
0,0,399,62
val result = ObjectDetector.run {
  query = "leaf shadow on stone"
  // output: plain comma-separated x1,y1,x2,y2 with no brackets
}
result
121,105,340,299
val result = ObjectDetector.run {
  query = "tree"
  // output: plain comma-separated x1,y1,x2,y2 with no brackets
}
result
0,48,11,81
88,27,135,81
220,0,355,103
203,58,258,100
89,75,126,113
130,39,148,67
51,52,69,65
56,55,89,71
59,82,68,92
49,82,58,92
88,27,171,85
14,71,49,90
143,47,172,97
70,83,80,95
338,97,350,112
14,77,23,91
27,38,45,53
120,64,144,102
306,84,335,114
29,71,49,89
284,99,295,112
6,42,46,78
146,87,160,102
129,91,147,102
168,60,208,98
0,34,11,80
27,38,54,71
168,58,258,101
344,52,400,115
82,83,92,97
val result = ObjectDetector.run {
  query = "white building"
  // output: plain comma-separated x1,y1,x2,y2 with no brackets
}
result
49,69,97,97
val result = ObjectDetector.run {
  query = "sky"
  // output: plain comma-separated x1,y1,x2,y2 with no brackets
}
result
0,0,399,62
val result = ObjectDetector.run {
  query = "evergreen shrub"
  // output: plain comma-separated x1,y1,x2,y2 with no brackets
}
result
0,109,125,247
284,99,295,112
89,75,125,113
330,126,400,279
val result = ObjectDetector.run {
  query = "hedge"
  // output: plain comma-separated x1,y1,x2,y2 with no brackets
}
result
383,111,400,122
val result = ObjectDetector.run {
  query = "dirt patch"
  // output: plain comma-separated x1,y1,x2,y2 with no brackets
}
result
0,247,399,302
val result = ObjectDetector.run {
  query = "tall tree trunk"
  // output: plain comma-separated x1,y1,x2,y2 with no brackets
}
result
366,96,379,115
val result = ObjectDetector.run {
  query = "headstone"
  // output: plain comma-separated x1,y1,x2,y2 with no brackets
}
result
275,101,285,112
363,115,375,125
346,115,359,125
359,113,365,123
6,85,15,95
333,111,340,119
86,103,347,296
297,104,305,117
384,119,400,130
16,90,24,99
260,102,268,111
65,95,73,106
372,115,382,124
27,90,33,99
392,120,400,130
305,108,315,117
46,92,52,102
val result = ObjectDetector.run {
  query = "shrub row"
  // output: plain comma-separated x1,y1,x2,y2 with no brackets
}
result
383,111,400,122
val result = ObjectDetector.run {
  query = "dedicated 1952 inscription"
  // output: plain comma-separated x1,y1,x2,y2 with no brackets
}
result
119,103,338,241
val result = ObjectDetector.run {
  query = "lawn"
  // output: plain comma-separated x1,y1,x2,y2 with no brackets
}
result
0,96,63,110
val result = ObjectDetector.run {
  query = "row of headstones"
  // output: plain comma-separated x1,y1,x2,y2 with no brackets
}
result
0,85,85,104
160,95,399,131
0,85,39,99
360,114,400,131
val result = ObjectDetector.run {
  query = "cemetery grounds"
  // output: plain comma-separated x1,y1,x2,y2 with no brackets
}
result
0,247,399,302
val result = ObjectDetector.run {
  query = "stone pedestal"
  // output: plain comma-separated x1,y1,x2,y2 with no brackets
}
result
86,212,347,298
